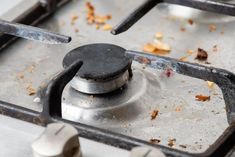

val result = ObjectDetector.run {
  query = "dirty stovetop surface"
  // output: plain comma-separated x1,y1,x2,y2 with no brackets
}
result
1,0,235,154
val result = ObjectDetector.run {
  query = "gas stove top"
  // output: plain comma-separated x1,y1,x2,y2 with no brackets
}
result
1,0,235,157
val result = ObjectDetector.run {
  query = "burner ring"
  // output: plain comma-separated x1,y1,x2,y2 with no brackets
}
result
69,70,130,94
63,43,132,94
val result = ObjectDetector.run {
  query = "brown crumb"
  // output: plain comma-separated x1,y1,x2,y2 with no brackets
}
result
95,16,106,24
16,72,24,79
188,19,194,25
86,2,94,10
220,31,224,35
143,43,170,55
102,24,112,31
26,85,36,96
71,15,79,25
209,24,216,32
195,95,210,102
151,110,159,120
104,14,112,20
187,50,194,55
28,65,35,73
86,2,95,25
212,45,218,52
95,24,100,29
175,107,181,112
143,43,156,53
168,138,176,147
154,41,171,52
85,2,112,29
150,138,161,144
179,145,187,148
87,17,95,25
179,56,188,62
195,48,208,61
155,32,163,40
136,57,151,64
180,27,186,32
74,28,79,33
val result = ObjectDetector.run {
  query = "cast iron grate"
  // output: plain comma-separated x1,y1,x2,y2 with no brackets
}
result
111,0,235,35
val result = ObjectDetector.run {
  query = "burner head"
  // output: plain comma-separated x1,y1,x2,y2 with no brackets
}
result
63,43,132,94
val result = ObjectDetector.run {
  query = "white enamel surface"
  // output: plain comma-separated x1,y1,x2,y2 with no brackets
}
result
0,115,129,157
0,0,23,16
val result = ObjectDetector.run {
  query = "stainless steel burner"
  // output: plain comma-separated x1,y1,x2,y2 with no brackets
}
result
62,65,162,125
69,70,130,94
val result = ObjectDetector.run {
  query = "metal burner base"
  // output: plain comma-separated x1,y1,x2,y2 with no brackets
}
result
62,67,162,125
69,70,130,94
157,3,235,23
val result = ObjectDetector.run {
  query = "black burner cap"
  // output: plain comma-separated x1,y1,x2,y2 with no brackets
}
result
63,43,132,80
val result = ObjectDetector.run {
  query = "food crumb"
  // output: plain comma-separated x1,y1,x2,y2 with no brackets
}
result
26,85,36,96
85,2,112,30
195,48,208,61
95,16,106,25
179,56,188,62
102,24,112,31
168,138,176,147
28,64,35,73
209,24,216,32
155,32,163,40
179,145,187,148
154,41,171,52
207,81,215,89
143,32,171,55
212,45,218,52
86,2,96,25
17,72,24,79
188,19,194,25
150,138,161,144
187,50,194,55
105,14,112,20
71,14,79,25
95,24,100,29
180,27,186,32
195,95,210,102
175,107,181,112
143,42,171,55
143,43,156,53
136,56,151,65
151,110,159,120
74,28,79,33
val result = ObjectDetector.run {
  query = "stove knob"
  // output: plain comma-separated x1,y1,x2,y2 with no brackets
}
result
130,147,166,157
32,123,81,157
